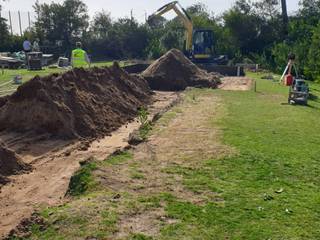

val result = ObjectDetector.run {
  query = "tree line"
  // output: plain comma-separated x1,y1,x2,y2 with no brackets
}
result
1,0,320,81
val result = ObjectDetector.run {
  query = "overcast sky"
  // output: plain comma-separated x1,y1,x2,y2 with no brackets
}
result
2,0,301,19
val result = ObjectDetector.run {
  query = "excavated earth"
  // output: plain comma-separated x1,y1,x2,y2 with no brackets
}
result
0,50,223,237
0,143,31,187
142,49,221,91
0,63,152,139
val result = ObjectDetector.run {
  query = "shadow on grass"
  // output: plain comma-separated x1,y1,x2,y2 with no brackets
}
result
309,93,319,101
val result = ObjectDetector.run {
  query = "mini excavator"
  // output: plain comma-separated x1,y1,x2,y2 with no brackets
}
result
147,1,228,65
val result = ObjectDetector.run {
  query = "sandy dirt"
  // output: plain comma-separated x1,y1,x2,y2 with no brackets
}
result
219,77,253,91
0,91,180,238
0,144,31,180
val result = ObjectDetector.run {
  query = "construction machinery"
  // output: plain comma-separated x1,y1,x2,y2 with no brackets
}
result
288,79,309,105
279,53,309,105
27,52,43,71
147,1,244,76
148,1,224,64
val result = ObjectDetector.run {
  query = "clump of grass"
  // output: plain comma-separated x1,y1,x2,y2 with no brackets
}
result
67,160,97,196
138,107,152,140
129,233,153,240
105,151,133,165
130,171,145,180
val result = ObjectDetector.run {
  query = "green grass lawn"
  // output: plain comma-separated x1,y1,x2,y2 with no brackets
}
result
0,61,115,97
159,74,320,239
8,72,320,239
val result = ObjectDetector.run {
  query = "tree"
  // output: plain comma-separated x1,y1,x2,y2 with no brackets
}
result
90,10,112,39
161,30,183,50
0,1,10,51
223,0,283,57
112,18,150,58
305,23,320,80
33,0,89,54
87,13,151,60
223,6,262,55
0,17,10,51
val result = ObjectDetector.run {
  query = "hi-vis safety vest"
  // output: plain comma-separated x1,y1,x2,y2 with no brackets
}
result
72,48,87,67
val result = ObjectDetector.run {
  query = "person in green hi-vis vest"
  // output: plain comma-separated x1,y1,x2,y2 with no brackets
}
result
71,42,90,68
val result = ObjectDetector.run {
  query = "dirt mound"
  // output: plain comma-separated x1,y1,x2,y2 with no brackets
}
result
142,49,221,91
0,63,152,139
0,143,31,185
0,175,9,185
7,213,46,239
0,96,8,108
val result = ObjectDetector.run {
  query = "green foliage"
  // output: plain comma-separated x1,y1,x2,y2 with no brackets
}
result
129,233,153,240
104,151,133,165
271,42,291,73
33,0,89,52
145,38,166,59
0,17,10,51
160,30,183,51
87,15,150,59
306,23,320,80
67,161,97,196
138,107,152,140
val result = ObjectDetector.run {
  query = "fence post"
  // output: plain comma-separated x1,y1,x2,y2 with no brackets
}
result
18,11,22,36
28,12,31,30
9,11,13,35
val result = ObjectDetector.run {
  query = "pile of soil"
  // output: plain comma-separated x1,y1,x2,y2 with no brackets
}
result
7,213,46,239
0,63,152,139
142,49,221,91
0,143,31,185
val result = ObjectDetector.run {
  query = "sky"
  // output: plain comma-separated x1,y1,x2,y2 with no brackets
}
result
1,0,301,34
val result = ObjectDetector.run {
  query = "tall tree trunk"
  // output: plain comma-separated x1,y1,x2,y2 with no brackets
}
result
281,0,289,38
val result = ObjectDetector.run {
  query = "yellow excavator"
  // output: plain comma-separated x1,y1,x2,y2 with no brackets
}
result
148,1,228,65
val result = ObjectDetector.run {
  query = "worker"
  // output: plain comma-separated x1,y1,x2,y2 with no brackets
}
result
32,39,40,52
23,38,32,53
71,42,90,68
23,38,32,66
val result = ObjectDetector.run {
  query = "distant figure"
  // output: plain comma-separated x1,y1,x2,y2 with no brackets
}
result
71,42,90,68
23,38,32,66
32,39,40,52
23,38,32,53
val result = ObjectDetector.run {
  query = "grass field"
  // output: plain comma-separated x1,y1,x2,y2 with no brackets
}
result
8,73,320,239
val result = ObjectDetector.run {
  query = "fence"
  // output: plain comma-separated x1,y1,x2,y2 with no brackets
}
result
0,11,37,36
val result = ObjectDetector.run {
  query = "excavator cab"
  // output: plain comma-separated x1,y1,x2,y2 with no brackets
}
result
191,30,214,62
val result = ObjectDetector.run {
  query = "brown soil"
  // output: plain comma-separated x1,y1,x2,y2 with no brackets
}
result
142,49,221,91
0,143,31,186
0,63,152,139
0,92,179,238
0,175,9,185
6,213,46,239
0,96,8,108
219,77,253,91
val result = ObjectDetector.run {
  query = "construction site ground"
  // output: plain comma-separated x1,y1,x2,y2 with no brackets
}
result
0,90,180,238
1,72,319,239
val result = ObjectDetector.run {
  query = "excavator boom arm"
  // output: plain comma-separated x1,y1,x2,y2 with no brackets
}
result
148,1,193,51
